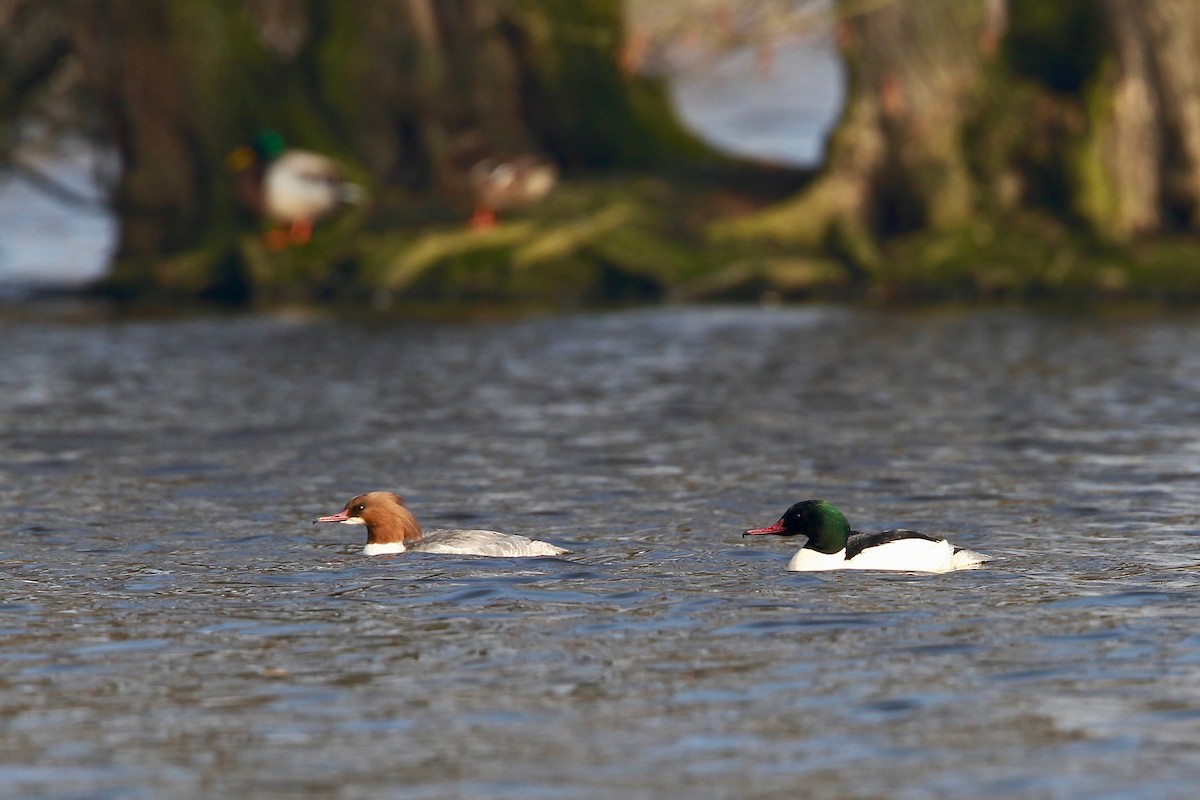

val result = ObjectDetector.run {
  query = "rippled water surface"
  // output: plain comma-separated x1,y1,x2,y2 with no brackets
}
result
4,304,1200,798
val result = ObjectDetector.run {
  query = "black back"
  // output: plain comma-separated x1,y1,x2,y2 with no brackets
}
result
844,528,941,560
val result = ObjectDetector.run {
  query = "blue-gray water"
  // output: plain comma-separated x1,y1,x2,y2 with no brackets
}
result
4,305,1200,798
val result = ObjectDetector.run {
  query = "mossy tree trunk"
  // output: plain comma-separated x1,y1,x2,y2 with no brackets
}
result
712,0,1000,268
714,0,1200,278
0,1,73,144
1083,0,1200,235
75,3,216,262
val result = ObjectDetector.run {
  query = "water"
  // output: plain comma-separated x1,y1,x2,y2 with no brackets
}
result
4,304,1200,798
671,35,844,167
0,137,117,291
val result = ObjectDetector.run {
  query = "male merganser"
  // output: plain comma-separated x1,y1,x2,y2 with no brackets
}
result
313,491,568,557
743,500,990,573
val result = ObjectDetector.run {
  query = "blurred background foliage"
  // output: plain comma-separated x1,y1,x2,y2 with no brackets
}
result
3,0,1200,308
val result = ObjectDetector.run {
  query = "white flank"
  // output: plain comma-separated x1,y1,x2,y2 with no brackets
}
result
787,538,990,573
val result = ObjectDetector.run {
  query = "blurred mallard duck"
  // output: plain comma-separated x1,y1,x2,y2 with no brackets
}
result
467,154,558,231
228,131,364,248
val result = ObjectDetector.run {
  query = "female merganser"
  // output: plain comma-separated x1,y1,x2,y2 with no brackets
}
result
313,491,568,557
743,500,990,573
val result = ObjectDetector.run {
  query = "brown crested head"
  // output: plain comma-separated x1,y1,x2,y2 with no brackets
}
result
313,491,423,544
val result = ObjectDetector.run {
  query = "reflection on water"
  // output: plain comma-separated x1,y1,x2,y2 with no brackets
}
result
0,137,117,290
3,305,1200,797
671,35,844,166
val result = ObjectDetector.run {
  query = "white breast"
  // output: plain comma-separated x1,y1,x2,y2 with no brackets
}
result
363,541,406,556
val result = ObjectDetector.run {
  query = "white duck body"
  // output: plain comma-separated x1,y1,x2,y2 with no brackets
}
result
788,532,990,573
263,150,363,224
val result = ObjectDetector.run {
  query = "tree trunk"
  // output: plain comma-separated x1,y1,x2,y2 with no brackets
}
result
0,1,73,139
76,2,211,261
712,0,998,266
1085,0,1200,235
714,0,1200,277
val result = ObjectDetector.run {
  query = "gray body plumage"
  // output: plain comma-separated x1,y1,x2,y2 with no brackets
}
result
411,528,568,557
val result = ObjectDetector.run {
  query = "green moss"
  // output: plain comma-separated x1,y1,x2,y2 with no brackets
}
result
366,225,535,291
1122,239,1200,298
514,204,636,266
587,225,707,284
506,254,602,303
866,214,1200,303
1068,60,1122,237
358,182,706,304
881,218,1057,296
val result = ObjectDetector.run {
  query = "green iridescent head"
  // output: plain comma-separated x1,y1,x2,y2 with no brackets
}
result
743,499,852,554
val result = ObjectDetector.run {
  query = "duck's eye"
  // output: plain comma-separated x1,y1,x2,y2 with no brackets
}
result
353,505,365,514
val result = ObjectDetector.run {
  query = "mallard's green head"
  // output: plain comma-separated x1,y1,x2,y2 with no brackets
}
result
227,131,288,174
743,499,852,554
251,130,288,162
